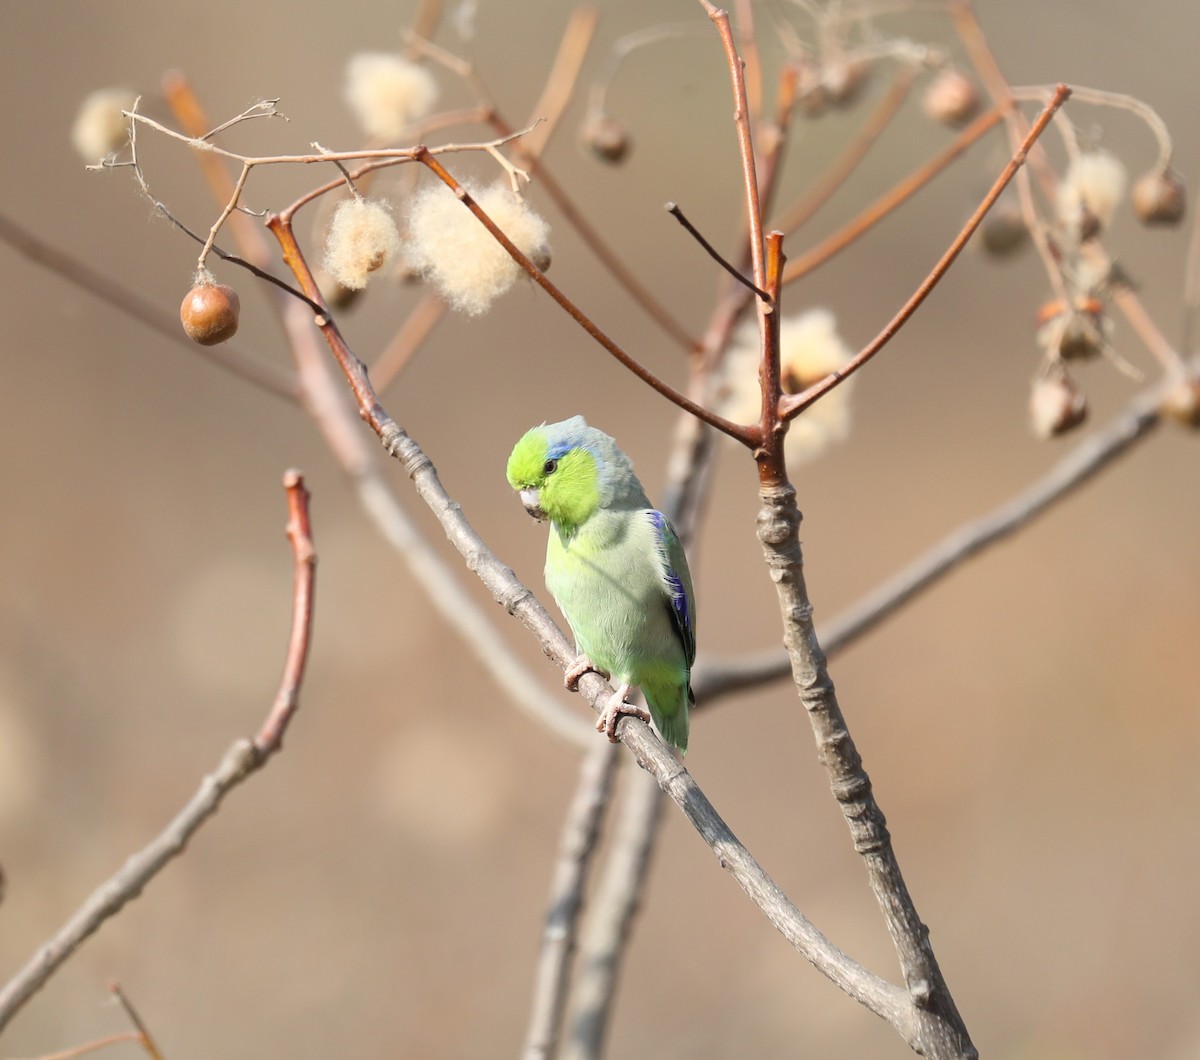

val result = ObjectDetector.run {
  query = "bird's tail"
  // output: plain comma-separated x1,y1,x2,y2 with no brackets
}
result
648,684,692,755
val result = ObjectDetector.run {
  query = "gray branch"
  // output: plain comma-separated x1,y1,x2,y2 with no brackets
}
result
694,386,1165,704
523,741,621,1060
563,763,665,1060
754,481,975,1058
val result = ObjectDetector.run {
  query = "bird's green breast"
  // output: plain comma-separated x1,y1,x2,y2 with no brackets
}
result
545,509,685,686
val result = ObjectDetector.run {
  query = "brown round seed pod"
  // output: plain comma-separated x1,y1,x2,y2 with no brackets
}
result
922,68,981,127
180,282,240,346
580,113,631,164
1131,169,1186,226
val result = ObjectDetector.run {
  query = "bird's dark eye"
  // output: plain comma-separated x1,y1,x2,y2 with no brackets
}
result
543,458,558,475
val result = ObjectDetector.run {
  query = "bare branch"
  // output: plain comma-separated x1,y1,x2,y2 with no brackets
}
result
523,742,620,1059
0,472,318,1032
562,764,665,1060
694,383,1166,703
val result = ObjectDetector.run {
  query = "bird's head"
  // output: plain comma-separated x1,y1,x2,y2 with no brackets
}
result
506,416,646,531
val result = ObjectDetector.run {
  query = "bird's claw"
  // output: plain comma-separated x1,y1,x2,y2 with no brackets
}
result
596,690,651,743
565,655,607,691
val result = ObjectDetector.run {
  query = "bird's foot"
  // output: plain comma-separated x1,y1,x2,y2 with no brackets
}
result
596,686,650,743
565,655,608,691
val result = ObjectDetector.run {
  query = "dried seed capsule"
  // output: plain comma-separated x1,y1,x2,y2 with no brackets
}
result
1131,169,1186,226
579,113,631,164
1030,373,1088,438
922,68,981,127
980,205,1029,258
180,281,240,346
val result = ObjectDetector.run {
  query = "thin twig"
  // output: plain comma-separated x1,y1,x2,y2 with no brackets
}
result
1183,203,1200,355
0,473,318,1032
518,6,599,161
110,982,164,1060
523,741,620,1060
701,1,769,293
1010,82,1174,171
667,202,770,301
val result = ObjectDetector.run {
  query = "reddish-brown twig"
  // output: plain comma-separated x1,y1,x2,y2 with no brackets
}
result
702,1,769,293
254,470,317,755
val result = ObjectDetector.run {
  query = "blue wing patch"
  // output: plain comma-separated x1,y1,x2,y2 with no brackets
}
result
646,510,695,668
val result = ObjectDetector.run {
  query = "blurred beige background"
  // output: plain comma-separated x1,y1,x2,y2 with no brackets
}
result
2,1,1198,1057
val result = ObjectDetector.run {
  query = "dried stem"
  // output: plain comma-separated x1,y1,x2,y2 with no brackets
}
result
701,1,769,293
949,2,1070,305
1111,282,1188,377
518,5,599,160
523,741,620,1060
1184,205,1200,355
1011,82,1175,171
163,71,273,268
0,473,318,1032
110,982,164,1060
